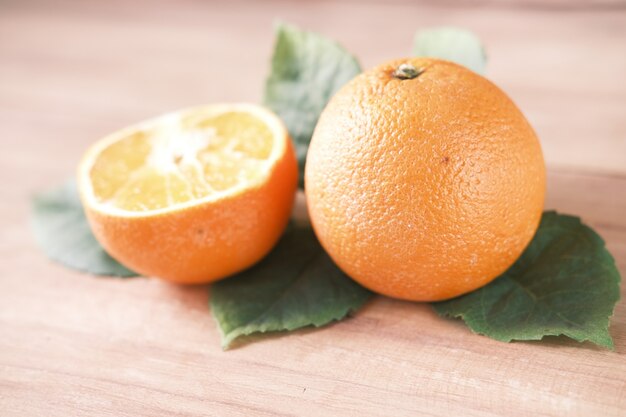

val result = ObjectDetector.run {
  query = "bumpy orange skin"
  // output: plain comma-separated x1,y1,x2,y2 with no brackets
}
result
84,139,298,284
305,58,546,302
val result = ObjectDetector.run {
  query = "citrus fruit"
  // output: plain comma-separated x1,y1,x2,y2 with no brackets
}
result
305,58,546,302
78,104,298,284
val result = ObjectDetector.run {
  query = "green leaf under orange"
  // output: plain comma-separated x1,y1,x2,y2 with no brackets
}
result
210,223,372,348
31,180,138,277
434,211,621,349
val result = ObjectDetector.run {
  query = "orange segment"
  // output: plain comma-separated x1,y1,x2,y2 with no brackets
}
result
89,131,151,202
78,104,298,284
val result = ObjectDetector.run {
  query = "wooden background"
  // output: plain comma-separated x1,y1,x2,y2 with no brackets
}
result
1,0,625,416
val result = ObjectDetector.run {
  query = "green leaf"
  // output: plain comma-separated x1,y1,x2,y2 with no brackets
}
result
413,27,487,74
263,22,362,188
210,223,372,348
434,211,621,349
31,180,139,277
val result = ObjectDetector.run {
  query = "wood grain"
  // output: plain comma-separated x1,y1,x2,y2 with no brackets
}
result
1,0,625,416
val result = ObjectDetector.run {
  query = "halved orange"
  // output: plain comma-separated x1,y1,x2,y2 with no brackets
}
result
78,104,298,284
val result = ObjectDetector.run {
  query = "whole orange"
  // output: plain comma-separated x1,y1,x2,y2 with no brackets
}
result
305,58,546,302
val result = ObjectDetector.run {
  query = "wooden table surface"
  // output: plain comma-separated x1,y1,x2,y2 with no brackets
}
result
1,0,625,416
